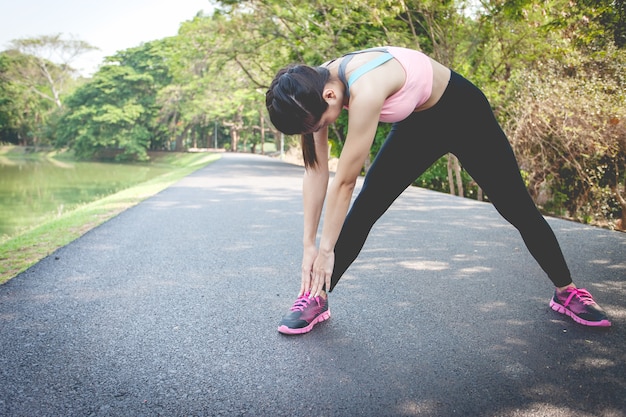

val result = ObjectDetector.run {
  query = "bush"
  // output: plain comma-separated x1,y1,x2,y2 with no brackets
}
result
504,45,626,226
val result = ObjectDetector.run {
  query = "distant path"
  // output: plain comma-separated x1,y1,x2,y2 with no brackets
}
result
1,153,624,416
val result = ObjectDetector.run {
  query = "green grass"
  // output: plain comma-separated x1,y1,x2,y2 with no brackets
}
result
0,152,221,284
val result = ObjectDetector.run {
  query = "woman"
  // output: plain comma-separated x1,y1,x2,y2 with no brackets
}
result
265,46,611,335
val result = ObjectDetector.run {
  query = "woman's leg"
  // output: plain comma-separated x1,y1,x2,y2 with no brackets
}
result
445,74,572,287
323,71,610,328
329,114,449,291
445,76,612,326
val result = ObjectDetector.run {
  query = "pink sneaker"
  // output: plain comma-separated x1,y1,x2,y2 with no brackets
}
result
278,293,330,335
549,287,611,327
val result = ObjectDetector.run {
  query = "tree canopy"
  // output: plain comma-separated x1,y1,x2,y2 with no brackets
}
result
0,0,624,228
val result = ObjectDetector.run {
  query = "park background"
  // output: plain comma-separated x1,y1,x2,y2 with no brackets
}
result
1,0,625,254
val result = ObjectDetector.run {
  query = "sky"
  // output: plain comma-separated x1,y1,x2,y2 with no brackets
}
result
0,0,213,75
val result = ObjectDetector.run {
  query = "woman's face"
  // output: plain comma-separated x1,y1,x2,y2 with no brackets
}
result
309,87,343,133
312,106,340,133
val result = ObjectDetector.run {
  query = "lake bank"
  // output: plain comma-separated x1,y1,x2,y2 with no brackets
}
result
0,148,221,284
0,146,216,239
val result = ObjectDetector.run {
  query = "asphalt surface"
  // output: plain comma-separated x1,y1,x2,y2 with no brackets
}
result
1,152,625,417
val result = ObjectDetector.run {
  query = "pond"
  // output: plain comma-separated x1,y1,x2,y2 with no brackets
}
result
0,157,172,240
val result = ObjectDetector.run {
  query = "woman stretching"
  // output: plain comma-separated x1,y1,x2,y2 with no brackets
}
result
265,46,611,334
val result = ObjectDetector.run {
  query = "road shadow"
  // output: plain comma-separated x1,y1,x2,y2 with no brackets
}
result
0,153,624,416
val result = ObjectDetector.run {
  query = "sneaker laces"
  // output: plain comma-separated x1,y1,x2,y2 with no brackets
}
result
561,288,595,307
290,293,315,312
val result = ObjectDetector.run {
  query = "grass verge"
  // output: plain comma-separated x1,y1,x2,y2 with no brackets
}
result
0,152,221,284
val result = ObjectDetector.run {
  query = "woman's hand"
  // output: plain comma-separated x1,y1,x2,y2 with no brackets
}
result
299,245,318,296
311,249,334,297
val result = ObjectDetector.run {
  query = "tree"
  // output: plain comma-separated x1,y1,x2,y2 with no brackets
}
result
176,10,280,152
0,50,57,146
7,34,97,109
493,0,626,227
34,1,626,227
0,35,95,146
57,64,155,160
506,47,626,226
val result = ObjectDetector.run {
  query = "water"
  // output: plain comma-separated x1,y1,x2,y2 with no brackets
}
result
0,157,172,239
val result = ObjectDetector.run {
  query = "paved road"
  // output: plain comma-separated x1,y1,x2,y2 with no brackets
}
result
1,153,624,417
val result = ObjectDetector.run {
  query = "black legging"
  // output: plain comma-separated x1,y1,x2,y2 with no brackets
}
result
329,71,572,291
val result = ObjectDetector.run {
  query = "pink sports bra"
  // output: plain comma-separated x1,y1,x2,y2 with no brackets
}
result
336,46,433,123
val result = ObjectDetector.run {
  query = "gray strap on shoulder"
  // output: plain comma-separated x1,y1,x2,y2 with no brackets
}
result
337,47,389,100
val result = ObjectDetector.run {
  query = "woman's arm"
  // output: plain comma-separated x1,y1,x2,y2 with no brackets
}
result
300,131,330,296
309,89,386,296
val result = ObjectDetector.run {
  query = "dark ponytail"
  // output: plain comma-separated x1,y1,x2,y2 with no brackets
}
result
266,65,330,168
301,133,317,168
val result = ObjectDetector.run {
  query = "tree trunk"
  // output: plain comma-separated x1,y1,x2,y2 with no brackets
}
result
39,61,62,109
175,127,188,152
454,156,464,198
231,128,239,152
259,108,265,155
447,154,464,197
229,106,244,152
447,155,454,195
611,181,626,231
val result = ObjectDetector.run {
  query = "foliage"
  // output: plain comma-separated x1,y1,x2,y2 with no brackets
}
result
56,64,155,160
0,35,95,146
0,0,624,227
505,45,626,224
0,50,60,146
6,34,96,109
